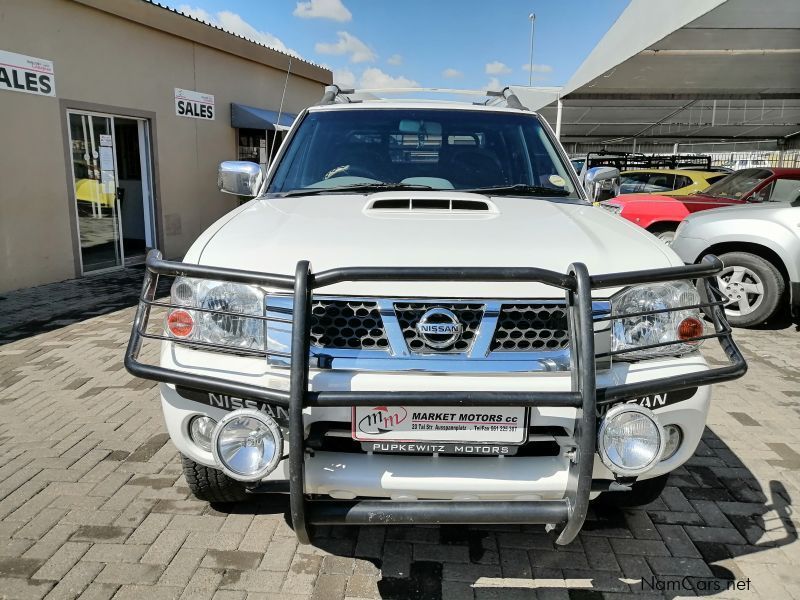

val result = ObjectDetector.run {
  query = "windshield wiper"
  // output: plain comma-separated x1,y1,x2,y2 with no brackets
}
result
278,182,435,197
462,184,571,197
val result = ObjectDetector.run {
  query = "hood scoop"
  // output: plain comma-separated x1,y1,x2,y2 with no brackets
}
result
365,196,497,215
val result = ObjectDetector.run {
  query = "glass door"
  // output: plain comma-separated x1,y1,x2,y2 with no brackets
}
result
114,117,152,264
68,112,123,272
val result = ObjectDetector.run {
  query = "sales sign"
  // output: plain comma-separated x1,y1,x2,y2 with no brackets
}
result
0,49,55,97
175,88,215,120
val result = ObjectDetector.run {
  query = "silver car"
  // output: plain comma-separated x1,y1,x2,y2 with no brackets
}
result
671,194,800,327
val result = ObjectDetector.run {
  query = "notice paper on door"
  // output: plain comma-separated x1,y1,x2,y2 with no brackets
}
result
99,147,113,170
99,134,112,146
101,170,115,184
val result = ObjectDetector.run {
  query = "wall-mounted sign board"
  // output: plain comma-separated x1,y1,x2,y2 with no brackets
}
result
175,88,215,120
0,49,55,97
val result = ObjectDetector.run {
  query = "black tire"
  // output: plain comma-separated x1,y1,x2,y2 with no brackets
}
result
648,224,677,244
182,455,249,503
716,251,784,328
595,474,668,508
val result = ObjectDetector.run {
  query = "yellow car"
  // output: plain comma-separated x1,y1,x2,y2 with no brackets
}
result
618,169,728,196
76,178,116,208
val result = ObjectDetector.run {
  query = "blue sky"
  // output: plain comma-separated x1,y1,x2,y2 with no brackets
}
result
166,0,630,90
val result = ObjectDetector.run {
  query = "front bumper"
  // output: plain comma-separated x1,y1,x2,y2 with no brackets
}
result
125,251,745,544
160,362,711,500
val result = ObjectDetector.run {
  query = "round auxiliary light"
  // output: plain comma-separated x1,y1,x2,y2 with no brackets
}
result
677,317,704,343
188,415,217,452
662,424,683,461
598,405,666,476
167,309,194,338
211,409,282,482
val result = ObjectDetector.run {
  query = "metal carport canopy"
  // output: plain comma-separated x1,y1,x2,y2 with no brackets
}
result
513,0,800,146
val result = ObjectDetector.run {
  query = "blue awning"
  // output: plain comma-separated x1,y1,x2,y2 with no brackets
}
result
230,103,298,130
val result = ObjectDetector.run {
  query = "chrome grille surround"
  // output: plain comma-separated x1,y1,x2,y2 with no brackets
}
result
266,296,612,373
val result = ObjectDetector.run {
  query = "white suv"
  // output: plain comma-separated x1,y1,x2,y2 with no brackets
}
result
126,87,745,545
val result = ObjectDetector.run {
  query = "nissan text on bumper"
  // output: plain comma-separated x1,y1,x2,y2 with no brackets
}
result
124,87,746,545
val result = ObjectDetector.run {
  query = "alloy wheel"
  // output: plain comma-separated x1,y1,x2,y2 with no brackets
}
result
717,265,764,317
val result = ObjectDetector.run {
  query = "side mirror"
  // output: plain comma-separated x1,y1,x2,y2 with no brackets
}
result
584,166,620,202
218,161,264,197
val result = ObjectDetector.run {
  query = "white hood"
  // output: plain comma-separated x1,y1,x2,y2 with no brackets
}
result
190,192,679,298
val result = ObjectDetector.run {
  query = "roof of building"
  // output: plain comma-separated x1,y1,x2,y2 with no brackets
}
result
71,0,332,85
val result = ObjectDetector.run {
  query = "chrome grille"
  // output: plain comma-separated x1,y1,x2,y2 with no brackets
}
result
265,296,608,372
395,303,484,353
491,303,570,352
310,300,389,350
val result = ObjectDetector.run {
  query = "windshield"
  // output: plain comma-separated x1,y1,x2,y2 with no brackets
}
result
701,168,772,199
267,108,580,199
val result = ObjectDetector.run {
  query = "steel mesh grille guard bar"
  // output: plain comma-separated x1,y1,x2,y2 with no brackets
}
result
125,250,746,545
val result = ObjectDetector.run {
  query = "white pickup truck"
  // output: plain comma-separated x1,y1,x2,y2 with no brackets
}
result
126,86,746,545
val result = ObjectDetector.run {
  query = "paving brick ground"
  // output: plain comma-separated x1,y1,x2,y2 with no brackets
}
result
1,275,800,599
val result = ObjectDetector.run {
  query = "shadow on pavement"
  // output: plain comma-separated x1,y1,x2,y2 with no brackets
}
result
211,426,797,599
749,303,800,332
0,266,170,345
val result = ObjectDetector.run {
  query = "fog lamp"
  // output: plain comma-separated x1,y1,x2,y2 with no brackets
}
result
188,415,217,452
662,424,683,461
598,405,665,476
212,409,282,482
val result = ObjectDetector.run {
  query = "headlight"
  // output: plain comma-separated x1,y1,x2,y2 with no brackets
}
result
600,202,622,215
598,405,665,476
611,281,704,360
212,409,282,481
167,278,265,351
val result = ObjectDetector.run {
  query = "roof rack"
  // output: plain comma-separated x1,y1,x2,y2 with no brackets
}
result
585,151,714,172
317,85,528,110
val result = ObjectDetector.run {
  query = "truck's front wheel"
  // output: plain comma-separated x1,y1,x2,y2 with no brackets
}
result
182,455,249,503
595,474,668,508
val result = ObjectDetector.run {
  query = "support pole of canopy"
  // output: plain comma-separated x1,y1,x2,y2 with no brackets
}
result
555,95,563,140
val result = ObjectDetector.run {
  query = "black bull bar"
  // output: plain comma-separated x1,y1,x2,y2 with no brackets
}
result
125,250,746,545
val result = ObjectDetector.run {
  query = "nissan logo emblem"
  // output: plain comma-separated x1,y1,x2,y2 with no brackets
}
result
416,307,462,349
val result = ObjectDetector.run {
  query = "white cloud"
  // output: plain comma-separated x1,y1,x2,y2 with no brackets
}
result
315,31,376,63
293,0,351,22
442,68,463,79
486,77,502,91
178,5,214,22
485,61,511,75
387,54,403,66
178,5,300,57
360,67,418,89
333,68,357,88
522,63,553,73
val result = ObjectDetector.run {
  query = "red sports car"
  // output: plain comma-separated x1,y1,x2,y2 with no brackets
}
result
601,167,800,243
